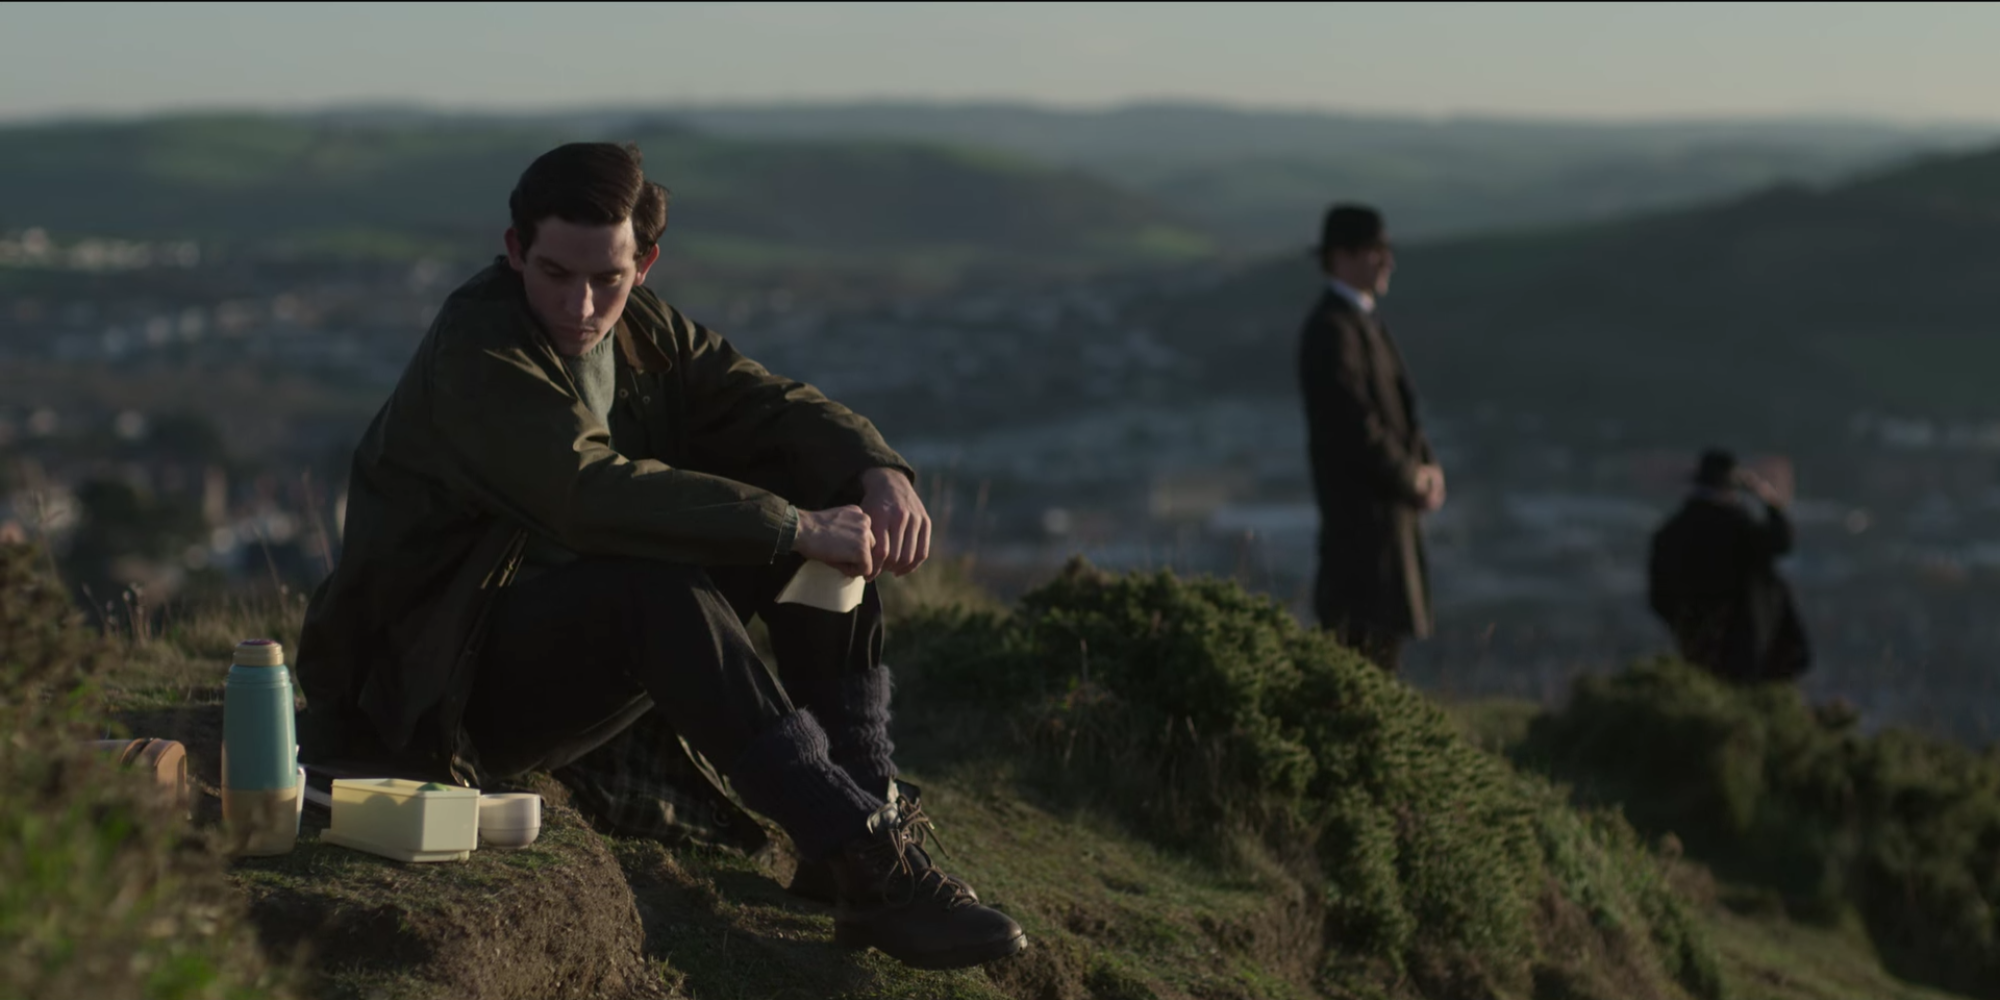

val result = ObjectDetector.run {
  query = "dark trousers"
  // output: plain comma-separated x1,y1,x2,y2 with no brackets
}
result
464,553,886,785
1312,531,1411,674
1323,618,1404,673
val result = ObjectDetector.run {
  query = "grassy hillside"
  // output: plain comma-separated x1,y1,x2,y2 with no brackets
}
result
17,541,1989,999
1144,142,2000,441
0,114,1212,284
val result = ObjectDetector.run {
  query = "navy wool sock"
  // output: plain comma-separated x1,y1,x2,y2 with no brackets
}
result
727,709,884,862
825,666,897,799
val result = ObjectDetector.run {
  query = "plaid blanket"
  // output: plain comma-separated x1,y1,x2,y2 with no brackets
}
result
548,707,773,857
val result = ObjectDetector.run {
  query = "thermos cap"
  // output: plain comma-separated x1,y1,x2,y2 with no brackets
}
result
233,639,286,667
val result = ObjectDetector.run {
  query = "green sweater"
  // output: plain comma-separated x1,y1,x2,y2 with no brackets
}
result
566,332,618,429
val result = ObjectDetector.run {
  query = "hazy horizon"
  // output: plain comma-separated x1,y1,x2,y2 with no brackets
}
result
5,2,1999,126
12,95,1994,133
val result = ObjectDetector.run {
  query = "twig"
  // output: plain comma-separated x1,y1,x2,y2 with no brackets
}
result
299,469,336,583
254,522,286,602
81,583,113,636
123,585,150,646
968,478,990,574
17,460,65,581
932,469,956,554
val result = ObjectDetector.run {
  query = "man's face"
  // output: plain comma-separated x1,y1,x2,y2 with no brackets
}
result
505,217,660,357
1330,239,1395,298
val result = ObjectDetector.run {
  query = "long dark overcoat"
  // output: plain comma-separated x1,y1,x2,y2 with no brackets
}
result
1297,291,1434,640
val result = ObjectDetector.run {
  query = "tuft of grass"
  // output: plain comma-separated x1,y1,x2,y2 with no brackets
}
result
0,543,295,1000
878,553,1006,624
1442,697,1544,758
100,587,309,711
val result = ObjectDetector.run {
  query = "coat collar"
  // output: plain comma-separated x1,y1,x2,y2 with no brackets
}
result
614,317,674,374
1321,287,1386,334
1327,278,1376,315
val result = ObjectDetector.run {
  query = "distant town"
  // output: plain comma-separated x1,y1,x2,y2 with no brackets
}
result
7,226,2000,742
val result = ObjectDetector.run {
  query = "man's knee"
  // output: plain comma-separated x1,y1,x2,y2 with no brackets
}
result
545,557,747,630
580,556,719,596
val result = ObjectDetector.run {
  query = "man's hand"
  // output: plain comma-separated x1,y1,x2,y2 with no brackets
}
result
1739,470,1785,508
1414,464,1447,513
791,506,875,579
858,467,931,579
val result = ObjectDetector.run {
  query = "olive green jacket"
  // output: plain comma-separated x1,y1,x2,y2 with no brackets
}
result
295,260,910,783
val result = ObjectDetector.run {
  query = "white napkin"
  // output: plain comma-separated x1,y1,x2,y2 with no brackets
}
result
775,559,866,613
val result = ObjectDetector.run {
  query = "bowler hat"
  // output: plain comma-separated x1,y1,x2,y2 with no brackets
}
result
1691,448,1738,488
1310,203,1387,258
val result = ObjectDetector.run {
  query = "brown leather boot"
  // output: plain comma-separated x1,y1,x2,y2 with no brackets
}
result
789,779,928,905
827,795,1026,969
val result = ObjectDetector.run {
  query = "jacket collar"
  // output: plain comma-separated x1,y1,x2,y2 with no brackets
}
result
614,318,673,374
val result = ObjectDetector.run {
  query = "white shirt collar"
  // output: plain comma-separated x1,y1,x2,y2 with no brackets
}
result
1328,278,1376,315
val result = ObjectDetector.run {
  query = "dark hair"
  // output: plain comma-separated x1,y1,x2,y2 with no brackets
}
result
508,142,669,259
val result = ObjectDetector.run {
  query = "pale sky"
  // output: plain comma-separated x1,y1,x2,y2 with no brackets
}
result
4,1,1998,124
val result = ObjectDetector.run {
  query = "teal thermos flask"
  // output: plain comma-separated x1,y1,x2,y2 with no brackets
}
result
222,638,299,856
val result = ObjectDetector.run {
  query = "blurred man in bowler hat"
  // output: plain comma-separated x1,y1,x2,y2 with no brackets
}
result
1648,448,1811,683
1297,204,1442,672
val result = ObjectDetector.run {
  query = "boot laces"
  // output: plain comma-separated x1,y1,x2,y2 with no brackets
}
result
863,799,975,909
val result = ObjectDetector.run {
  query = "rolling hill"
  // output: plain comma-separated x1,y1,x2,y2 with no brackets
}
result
1142,141,2000,443
640,100,1999,248
0,114,1213,289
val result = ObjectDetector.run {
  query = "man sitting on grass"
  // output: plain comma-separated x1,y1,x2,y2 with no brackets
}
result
295,142,1025,971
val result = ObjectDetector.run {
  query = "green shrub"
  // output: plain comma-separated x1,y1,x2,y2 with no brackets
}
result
0,544,291,1000
877,552,1004,624
1521,657,2000,998
889,559,1720,1000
